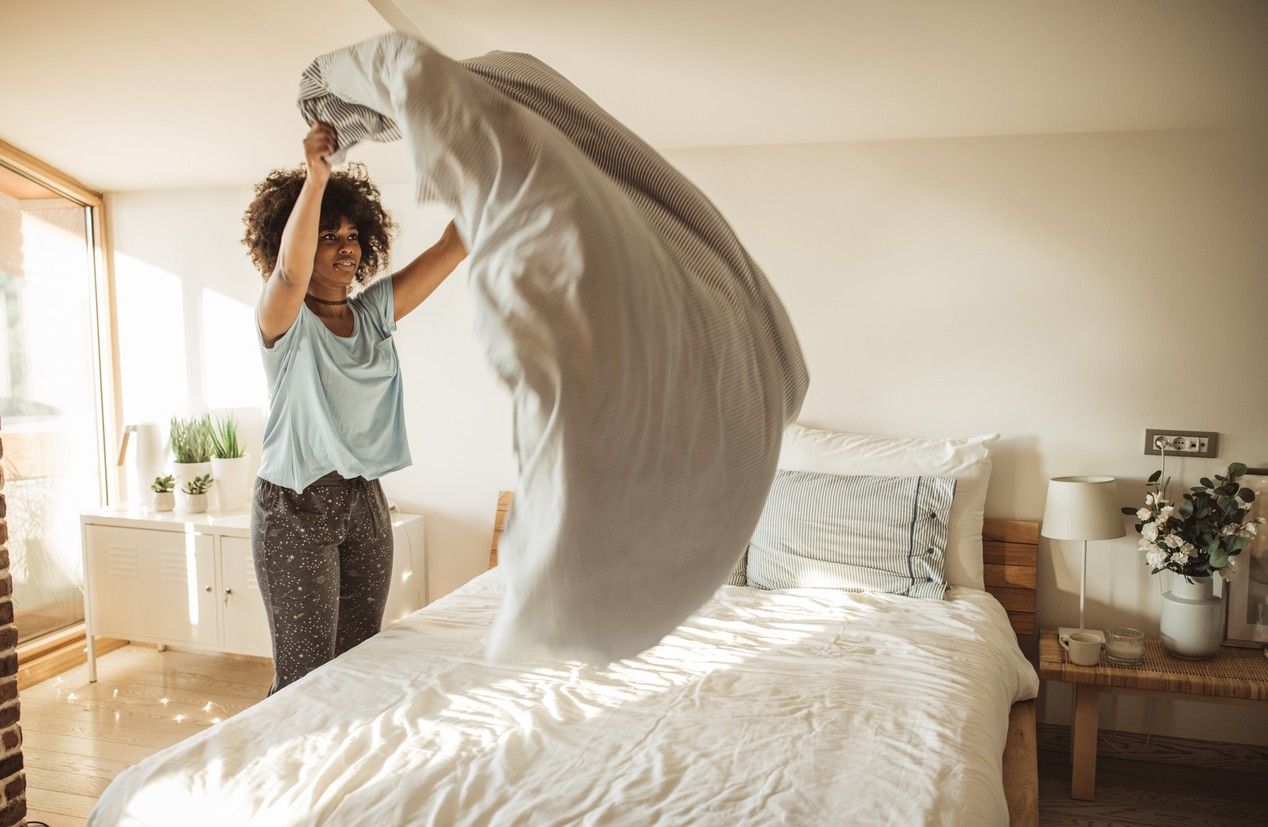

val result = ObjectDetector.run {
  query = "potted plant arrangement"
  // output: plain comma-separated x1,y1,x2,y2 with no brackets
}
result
150,474,176,513
209,414,250,511
1124,462,1264,658
170,415,213,493
178,473,214,514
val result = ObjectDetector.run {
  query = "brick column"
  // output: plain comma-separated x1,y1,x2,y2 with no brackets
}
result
0,429,26,826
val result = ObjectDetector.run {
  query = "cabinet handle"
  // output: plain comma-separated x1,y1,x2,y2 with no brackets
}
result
224,587,233,606
204,585,212,593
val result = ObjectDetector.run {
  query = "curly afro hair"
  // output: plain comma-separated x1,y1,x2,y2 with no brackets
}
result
241,163,396,283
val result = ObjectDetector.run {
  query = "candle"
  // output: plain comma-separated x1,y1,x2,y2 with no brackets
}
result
1105,627,1145,665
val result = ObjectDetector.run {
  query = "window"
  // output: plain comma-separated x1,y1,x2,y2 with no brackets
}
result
0,145,113,644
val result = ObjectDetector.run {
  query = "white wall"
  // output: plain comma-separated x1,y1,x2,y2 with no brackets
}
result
106,125,1268,745
667,128,1268,746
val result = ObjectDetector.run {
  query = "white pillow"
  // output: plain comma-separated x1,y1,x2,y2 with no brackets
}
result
778,424,998,590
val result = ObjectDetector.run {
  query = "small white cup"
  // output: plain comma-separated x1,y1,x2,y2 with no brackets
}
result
1060,631,1103,666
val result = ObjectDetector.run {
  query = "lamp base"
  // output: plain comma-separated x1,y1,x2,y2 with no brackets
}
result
1059,626,1104,643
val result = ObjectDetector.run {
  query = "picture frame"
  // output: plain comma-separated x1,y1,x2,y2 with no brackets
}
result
1225,470,1268,648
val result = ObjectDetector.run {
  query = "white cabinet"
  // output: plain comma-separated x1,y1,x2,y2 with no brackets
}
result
218,536,272,657
81,507,426,681
85,525,219,647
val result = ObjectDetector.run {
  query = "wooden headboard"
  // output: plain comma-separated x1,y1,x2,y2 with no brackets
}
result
488,492,1038,644
981,519,1039,642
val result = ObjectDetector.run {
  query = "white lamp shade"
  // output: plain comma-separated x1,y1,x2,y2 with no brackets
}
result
1041,476,1126,541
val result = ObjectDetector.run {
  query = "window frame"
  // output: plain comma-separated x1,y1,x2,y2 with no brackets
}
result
1,137,123,662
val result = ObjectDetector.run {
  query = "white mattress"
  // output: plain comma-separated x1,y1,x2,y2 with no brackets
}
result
90,572,1038,826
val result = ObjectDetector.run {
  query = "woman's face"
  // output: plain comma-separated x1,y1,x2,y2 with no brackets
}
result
310,216,362,291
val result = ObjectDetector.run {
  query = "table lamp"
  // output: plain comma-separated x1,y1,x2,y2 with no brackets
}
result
1041,475,1125,643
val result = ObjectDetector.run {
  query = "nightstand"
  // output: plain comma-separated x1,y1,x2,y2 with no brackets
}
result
1038,628,1268,800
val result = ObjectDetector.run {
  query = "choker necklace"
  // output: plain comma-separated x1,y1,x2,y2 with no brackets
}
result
305,293,349,306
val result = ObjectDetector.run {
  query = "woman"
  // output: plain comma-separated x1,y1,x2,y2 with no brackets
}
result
241,122,466,694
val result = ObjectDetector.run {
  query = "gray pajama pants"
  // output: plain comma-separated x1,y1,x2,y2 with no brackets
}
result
251,472,393,695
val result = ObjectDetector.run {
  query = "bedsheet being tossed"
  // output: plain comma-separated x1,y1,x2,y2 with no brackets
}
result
295,33,808,663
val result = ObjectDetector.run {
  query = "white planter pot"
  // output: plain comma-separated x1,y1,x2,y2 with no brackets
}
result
177,491,208,514
1159,574,1225,659
172,460,212,494
210,455,251,512
151,491,175,512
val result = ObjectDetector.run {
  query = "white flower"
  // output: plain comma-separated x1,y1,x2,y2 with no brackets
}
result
1138,537,1155,551
1158,505,1175,521
1165,533,1185,549
1142,523,1159,542
1136,507,1152,521
1222,523,1237,535
1182,542,1198,557
1146,493,1156,505
1169,551,1188,565
1145,549,1168,568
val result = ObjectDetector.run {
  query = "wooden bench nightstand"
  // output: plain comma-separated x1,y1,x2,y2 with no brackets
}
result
1038,628,1268,800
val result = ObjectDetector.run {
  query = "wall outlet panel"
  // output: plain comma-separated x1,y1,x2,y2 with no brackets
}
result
1144,428,1219,458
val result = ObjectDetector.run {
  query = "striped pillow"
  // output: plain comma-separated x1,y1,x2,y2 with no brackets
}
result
746,470,956,598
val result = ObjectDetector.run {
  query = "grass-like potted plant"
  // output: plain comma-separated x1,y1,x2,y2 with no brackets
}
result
150,474,176,512
170,415,213,494
178,473,214,514
209,414,250,511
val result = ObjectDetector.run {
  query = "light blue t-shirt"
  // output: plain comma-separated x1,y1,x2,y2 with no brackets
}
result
257,277,411,492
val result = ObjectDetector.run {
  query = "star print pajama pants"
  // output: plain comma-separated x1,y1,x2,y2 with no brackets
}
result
251,472,394,695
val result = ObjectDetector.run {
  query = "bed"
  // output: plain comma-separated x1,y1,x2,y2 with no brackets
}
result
89,493,1040,826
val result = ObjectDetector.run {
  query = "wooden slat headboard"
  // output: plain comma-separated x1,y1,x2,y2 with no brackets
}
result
488,493,1038,643
489,490,513,570
982,518,1039,642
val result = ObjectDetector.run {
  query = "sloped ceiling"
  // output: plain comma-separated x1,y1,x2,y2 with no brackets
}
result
2,0,1265,192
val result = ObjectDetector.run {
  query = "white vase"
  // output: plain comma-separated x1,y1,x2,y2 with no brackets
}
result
151,491,174,512
172,460,212,494
1159,574,1225,659
210,455,251,512
177,491,208,514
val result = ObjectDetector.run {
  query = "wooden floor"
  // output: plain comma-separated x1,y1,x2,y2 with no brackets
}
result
17,644,1268,825
21,643,272,827
1038,749,1265,826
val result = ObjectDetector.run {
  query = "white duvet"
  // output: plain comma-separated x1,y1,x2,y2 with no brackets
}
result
90,573,1038,826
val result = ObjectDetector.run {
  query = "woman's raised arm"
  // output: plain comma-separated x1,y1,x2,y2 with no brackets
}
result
258,122,337,344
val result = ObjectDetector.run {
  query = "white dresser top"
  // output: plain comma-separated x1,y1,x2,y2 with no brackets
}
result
81,503,421,537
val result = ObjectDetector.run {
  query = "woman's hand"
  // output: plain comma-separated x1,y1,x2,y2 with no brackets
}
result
303,122,337,181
